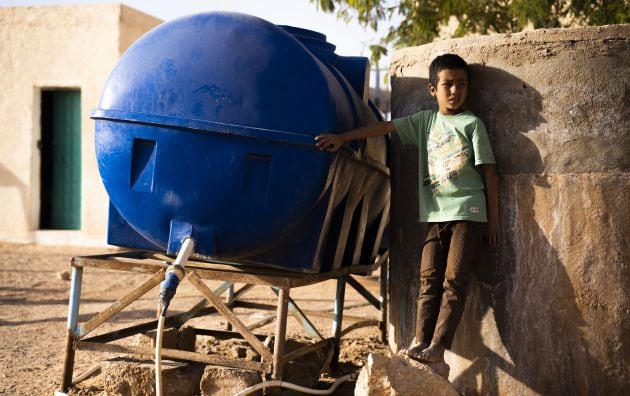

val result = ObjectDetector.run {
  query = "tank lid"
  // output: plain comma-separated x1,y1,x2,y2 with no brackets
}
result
280,25,337,63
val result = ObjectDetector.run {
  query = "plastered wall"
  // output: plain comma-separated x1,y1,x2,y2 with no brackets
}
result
0,4,161,245
388,24,629,395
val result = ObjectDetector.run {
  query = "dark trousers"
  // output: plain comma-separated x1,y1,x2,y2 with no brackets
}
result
415,221,486,348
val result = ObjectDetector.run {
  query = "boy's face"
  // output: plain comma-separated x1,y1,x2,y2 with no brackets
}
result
429,68,468,115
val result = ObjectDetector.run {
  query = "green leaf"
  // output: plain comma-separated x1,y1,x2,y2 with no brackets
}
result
311,0,629,51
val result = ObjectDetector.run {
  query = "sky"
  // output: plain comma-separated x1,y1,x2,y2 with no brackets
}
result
0,0,397,67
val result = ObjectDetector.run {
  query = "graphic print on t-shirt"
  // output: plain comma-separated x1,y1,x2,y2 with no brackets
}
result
424,127,469,194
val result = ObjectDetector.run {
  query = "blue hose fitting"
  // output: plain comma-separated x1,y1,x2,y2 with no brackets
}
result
159,265,184,316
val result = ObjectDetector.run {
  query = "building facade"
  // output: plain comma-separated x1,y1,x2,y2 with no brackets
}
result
0,4,161,246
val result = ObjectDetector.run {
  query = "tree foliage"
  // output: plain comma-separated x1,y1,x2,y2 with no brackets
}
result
312,0,629,63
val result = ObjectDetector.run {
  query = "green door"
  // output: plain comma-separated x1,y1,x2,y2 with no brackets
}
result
40,90,81,230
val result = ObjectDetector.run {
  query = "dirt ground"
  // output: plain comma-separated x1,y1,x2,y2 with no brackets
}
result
0,242,388,395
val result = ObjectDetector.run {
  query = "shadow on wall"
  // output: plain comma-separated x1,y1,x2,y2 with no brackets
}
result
453,66,607,395
388,83,423,352
465,65,547,174
0,162,28,232
390,66,607,395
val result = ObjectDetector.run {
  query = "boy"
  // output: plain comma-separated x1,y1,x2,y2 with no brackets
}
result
315,54,499,363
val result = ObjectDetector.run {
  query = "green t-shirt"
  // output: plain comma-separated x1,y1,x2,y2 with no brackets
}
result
393,110,495,223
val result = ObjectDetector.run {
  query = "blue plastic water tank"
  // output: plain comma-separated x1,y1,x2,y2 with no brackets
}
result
93,12,389,272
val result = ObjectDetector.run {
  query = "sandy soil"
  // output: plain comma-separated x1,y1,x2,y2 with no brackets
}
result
0,242,388,395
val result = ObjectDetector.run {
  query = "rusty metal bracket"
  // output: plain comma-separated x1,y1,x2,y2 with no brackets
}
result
59,250,389,392
78,270,165,338
187,271,274,363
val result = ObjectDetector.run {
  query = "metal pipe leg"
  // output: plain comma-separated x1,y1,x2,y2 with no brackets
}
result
226,284,234,331
331,276,346,369
271,287,323,340
272,288,289,380
379,257,389,343
61,266,83,391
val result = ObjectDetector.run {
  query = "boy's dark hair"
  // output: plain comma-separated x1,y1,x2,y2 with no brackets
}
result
429,54,469,87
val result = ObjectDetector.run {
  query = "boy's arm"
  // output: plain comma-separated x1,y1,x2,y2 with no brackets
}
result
480,164,499,246
315,121,396,152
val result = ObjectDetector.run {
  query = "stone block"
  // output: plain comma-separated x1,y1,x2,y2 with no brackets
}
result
101,358,204,396
199,365,261,396
223,338,261,361
280,339,326,389
130,325,196,352
355,353,458,396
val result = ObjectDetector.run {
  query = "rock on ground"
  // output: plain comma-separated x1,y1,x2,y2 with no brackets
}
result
199,365,261,396
130,326,196,354
355,353,458,396
100,358,204,396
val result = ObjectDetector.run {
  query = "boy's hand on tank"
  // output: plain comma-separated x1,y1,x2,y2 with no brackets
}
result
315,134,343,152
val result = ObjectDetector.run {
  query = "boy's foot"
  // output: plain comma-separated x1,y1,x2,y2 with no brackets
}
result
398,342,429,361
401,342,445,363
416,343,445,363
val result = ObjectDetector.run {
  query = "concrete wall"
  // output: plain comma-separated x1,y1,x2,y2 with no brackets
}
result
388,25,629,395
0,4,161,246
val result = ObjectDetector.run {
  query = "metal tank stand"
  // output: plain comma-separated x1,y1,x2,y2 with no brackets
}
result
60,249,389,393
